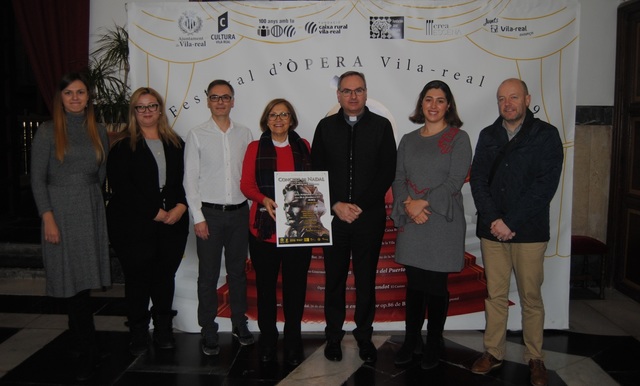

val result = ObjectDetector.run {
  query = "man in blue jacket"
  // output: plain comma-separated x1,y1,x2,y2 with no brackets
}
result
469,78,563,386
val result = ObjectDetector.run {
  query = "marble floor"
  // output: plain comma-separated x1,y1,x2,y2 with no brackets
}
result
0,278,639,386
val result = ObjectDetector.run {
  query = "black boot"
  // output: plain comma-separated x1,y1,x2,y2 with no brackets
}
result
67,290,97,381
421,292,449,370
152,309,177,349
395,287,427,366
128,312,151,356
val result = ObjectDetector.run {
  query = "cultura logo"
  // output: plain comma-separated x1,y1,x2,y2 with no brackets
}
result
218,12,228,33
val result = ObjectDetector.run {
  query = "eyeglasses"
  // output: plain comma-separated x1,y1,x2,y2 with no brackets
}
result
208,94,233,103
339,88,366,97
134,104,159,113
268,112,291,121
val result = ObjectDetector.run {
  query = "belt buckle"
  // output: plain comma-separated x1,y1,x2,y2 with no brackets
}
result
221,205,228,212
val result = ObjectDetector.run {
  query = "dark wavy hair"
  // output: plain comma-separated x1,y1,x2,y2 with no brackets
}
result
409,80,463,128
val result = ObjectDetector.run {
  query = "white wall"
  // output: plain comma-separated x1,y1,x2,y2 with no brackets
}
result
576,0,623,106
89,0,622,106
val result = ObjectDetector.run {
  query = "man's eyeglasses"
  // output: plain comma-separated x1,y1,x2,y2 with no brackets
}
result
134,104,159,113
268,112,291,121
339,88,366,97
208,94,233,103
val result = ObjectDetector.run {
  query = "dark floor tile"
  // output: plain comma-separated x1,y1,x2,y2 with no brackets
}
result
373,339,409,376
0,330,134,385
227,333,325,383
592,335,640,372
386,334,488,372
0,328,19,345
113,372,226,386
541,330,623,357
131,332,239,374
93,297,127,317
383,362,502,386
0,294,126,317
345,364,384,385
505,329,640,361
442,338,487,368
0,295,60,314
466,360,566,386
609,370,640,386
382,335,566,386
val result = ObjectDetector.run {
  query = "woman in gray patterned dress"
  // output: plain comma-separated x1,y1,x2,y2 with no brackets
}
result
391,80,472,370
30,72,110,381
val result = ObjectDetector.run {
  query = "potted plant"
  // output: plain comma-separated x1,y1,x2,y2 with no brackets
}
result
88,24,130,129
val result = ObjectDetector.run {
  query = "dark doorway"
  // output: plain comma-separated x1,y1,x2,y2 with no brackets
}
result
1,1,48,243
608,0,640,302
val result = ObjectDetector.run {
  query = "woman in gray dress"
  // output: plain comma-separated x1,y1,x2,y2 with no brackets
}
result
30,72,110,381
391,80,472,370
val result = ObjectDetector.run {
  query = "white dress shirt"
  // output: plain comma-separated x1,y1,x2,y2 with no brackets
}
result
183,117,253,224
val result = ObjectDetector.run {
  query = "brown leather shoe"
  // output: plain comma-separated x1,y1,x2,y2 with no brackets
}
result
471,352,503,374
529,359,548,386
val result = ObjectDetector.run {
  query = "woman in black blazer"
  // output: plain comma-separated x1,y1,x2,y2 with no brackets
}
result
107,87,188,355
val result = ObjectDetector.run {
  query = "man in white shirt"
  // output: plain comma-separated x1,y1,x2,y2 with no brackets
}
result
184,79,254,355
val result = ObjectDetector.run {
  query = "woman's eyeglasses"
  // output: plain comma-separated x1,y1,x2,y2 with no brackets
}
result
134,104,160,113
268,112,291,120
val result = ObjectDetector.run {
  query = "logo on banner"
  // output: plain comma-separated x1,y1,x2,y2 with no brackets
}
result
218,12,228,32
257,24,296,38
484,17,533,37
178,11,202,35
425,20,462,37
305,21,349,35
257,16,297,39
370,16,404,39
305,22,318,34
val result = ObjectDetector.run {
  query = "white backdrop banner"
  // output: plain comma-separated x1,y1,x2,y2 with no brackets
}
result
129,0,578,333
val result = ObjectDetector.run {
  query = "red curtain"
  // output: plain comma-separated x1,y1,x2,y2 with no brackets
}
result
12,0,90,115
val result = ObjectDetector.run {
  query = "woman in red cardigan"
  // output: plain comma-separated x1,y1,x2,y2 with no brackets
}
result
240,98,312,367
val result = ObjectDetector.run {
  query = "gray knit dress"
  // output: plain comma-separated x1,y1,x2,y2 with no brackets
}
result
30,113,111,298
391,126,472,272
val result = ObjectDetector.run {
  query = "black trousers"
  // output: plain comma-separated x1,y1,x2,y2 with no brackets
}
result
323,206,386,343
249,234,311,349
113,222,187,325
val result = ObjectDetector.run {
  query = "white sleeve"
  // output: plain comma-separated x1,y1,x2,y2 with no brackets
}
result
183,130,205,224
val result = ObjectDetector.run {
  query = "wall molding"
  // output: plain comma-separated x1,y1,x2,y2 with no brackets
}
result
576,106,614,125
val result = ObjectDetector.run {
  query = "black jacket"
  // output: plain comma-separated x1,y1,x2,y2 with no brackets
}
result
106,136,188,241
470,109,563,242
311,107,397,213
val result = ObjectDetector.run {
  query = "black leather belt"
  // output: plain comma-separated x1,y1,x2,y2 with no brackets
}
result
202,201,247,211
